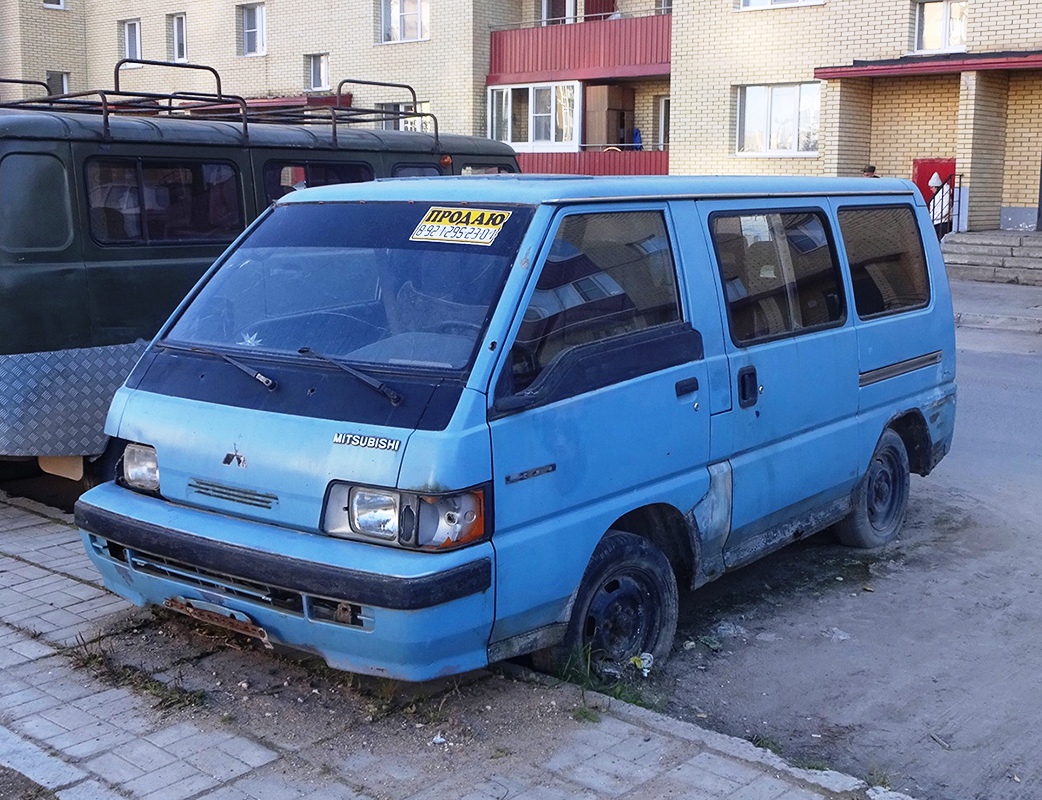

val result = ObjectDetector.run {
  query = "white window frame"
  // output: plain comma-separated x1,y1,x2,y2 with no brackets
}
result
241,4,266,56
378,101,431,132
914,0,967,53
381,0,430,43
121,20,142,64
737,0,825,10
541,0,576,25
487,81,581,153
171,14,188,62
658,95,670,151
45,71,69,94
657,0,673,13
736,82,820,157
306,54,329,91
42,0,65,9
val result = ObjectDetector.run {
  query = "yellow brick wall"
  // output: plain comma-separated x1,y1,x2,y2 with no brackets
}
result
630,78,670,149
2,0,88,95
957,70,1009,230
869,74,960,179
1002,72,1042,210
83,0,490,136
820,76,873,177
965,0,1042,53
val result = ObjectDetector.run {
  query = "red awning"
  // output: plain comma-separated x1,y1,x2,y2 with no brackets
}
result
815,50,1042,80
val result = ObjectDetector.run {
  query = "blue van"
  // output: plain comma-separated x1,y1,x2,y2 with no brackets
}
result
75,175,956,681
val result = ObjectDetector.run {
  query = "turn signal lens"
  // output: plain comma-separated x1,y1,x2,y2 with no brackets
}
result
416,490,485,550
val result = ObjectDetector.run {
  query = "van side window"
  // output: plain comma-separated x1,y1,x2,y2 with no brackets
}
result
0,153,73,251
711,211,844,345
510,210,681,392
393,164,442,177
837,206,930,318
86,158,243,245
262,161,374,203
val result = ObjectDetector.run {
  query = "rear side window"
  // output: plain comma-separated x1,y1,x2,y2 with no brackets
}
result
393,164,442,177
262,161,374,203
0,153,74,252
711,210,844,345
510,210,681,392
837,206,930,319
86,158,244,245
462,164,516,175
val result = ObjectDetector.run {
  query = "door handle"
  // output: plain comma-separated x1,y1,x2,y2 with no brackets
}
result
675,377,699,397
738,366,758,408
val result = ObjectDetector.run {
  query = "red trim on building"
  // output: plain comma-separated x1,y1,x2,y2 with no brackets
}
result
488,62,670,86
815,51,1042,80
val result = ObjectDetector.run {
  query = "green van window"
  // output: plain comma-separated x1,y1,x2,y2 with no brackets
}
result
86,158,244,245
0,153,74,252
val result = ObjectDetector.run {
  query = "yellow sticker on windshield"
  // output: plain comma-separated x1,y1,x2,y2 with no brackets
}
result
410,207,512,246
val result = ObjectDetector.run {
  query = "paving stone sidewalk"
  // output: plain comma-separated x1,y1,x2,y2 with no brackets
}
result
0,492,914,800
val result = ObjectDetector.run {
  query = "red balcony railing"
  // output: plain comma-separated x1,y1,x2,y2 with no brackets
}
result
517,149,669,176
488,13,671,85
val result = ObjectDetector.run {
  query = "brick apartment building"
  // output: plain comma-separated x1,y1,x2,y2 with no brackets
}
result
1,0,1039,231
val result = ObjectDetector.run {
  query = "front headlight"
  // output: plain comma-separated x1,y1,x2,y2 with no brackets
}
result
121,443,160,493
322,483,490,551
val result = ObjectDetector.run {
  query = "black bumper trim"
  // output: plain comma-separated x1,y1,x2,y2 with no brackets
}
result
75,500,491,611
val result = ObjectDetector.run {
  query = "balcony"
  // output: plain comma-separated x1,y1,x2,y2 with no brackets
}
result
516,149,669,176
488,11,671,85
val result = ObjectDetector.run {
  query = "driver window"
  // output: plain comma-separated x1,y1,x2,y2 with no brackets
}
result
509,210,681,393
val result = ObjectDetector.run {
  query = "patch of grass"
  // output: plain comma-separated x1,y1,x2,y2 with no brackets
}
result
866,766,891,788
573,705,601,723
556,644,659,711
748,733,784,757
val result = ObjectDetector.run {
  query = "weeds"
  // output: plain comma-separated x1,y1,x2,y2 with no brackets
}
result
792,757,830,771
69,635,205,710
748,733,784,756
866,766,891,788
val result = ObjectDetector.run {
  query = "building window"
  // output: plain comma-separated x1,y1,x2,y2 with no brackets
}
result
916,0,966,52
657,96,670,151
740,0,819,6
306,54,329,91
42,0,64,8
541,0,576,25
657,0,673,12
121,19,142,63
489,82,579,153
377,101,432,132
381,0,429,43
45,71,69,94
240,4,266,56
737,82,819,155
169,14,188,62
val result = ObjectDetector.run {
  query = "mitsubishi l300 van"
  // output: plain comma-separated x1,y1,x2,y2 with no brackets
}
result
76,175,956,681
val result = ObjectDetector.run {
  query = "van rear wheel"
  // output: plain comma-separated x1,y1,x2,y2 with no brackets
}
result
836,428,910,548
533,530,678,678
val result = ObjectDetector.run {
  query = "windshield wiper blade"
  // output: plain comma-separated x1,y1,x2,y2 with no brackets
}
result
190,347,278,391
297,347,402,407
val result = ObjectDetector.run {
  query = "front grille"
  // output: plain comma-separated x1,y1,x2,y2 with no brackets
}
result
188,478,278,509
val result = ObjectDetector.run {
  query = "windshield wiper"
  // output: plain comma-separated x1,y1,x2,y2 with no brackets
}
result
297,347,403,407
189,347,278,391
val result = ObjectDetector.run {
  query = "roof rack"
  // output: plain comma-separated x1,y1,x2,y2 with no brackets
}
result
0,59,441,149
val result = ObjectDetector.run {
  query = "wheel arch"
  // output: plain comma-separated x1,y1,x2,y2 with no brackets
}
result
611,503,694,589
887,409,932,476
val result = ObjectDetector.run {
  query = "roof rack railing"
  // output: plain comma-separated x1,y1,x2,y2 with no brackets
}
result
0,61,440,149
0,78,51,99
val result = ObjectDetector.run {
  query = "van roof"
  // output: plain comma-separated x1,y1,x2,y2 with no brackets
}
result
0,107,516,156
278,173,923,206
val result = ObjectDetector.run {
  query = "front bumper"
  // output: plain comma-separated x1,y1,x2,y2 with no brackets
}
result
76,483,495,681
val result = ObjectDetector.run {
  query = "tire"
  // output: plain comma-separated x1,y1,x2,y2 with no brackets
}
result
835,428,910,548
533,530,678,677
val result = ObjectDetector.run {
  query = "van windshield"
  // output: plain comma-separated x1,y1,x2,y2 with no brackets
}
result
165,201,533,372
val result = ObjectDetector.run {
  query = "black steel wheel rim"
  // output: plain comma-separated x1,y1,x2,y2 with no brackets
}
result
583,571,657,661
867,448,902,531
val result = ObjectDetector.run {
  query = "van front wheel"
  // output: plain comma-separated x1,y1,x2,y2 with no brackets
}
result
836,429,910,548
534,530,678,677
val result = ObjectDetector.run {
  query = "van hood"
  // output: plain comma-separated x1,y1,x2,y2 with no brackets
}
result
115,387,416,532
